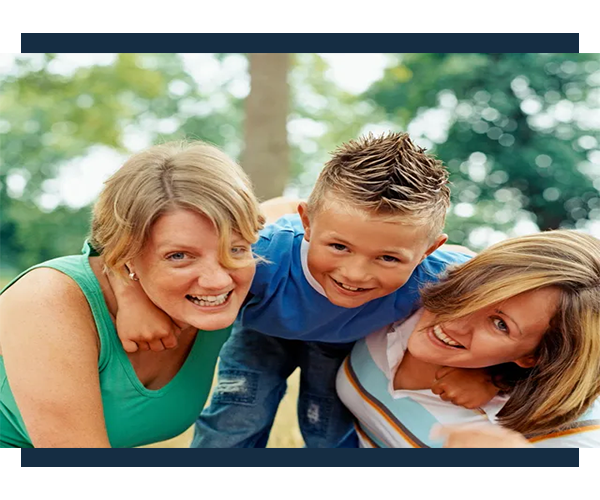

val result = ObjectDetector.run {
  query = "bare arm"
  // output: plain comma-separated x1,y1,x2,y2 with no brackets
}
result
260,197,302,225
0,268,111,447
440,244,477,257
107,269,179,353
432,423,532,448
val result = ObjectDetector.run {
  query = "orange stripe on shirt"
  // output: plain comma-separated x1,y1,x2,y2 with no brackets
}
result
354,422,380,448
528,424,600,443
343,357,423,448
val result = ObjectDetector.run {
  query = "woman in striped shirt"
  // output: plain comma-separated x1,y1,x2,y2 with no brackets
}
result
337,230,600,448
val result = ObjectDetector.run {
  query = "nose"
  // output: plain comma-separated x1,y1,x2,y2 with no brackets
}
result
442,316,472,340
197,259,233,291
339,256,372,284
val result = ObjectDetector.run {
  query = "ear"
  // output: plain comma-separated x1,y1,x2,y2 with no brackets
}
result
298,202,312,242
419,233,448,263
514,354,537,369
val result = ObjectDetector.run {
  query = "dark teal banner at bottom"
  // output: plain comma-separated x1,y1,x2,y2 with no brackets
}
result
21,448,578,467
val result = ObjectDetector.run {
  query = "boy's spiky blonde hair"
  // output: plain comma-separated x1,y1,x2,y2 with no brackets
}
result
307,132,450,237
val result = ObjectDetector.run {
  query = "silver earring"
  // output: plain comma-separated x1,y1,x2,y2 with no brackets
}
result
129,272,139,281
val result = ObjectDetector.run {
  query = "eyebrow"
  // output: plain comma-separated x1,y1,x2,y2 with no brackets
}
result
155,243,197,253
495,309,523,337
156,236,249,252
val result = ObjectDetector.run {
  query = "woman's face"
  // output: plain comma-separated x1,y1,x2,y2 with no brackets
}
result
131,209,255,332
408,287,560,369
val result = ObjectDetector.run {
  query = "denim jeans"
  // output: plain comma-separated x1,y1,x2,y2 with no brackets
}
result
191,327,358,448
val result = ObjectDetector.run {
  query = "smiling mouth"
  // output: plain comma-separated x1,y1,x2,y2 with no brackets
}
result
330,277,373,293
186,290,232,307
432,325,465,349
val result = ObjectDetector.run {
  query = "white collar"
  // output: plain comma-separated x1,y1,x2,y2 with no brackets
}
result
300,238,327,297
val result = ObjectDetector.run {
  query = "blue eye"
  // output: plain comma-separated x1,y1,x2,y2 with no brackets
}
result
231,246,248,256
492,317,508,333
330,243,347,251
167,252,186,261
381,255,400,263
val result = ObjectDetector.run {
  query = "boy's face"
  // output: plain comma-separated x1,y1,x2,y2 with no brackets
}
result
298,199,446,309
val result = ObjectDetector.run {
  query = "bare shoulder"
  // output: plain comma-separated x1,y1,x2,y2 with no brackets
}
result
441,244,477,257
1,266,90,311
0,267,98,351
260,197,302,225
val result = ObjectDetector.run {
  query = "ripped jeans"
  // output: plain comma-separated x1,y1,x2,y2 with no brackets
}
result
191,327,358,448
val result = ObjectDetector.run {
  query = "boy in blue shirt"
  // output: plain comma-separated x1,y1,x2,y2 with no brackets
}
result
114,133,494,447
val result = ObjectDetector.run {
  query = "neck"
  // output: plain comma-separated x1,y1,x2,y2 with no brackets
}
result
393,351,444,391
89,257,119,319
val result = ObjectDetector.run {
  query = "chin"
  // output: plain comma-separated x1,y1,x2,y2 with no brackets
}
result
407,336,441,364
326,294,370,309
189,315,237,331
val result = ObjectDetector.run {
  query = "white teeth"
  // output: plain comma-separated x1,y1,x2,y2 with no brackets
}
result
433,325,463,348
333,278,366,291
188,291,230,307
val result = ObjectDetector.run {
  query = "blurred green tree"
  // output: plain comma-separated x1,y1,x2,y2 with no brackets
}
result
0,53,245,272
0,53,368,273
367,53,600,246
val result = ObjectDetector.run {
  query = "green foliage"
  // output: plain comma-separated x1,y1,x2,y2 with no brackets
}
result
0,54,244,273
2,196,91,270
287,54,389,196
367,53,600,246
2,52,599,275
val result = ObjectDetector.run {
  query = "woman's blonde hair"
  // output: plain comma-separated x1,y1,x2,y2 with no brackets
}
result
90,141,265,276
420,230,600,436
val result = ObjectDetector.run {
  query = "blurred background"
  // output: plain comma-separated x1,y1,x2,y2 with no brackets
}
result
1,53,600,447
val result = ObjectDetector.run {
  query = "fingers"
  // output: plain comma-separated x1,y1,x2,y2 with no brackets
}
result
439,391,456,403
161,333,179,349
430,383,444,395
434,366,455,380
121,339,139,353
459,400,480,410
148,339,165,352
433,387,466,406
137,341,151,352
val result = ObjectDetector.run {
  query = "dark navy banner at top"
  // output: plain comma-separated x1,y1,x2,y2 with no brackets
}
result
21,448,579,467
20,33,579,53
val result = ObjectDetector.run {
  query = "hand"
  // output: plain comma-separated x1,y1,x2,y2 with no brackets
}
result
431,367,499,409
107,269,181,353
431,423,532,448
115,294,181,353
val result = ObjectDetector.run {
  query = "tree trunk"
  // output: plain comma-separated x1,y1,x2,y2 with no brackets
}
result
242,53,290,201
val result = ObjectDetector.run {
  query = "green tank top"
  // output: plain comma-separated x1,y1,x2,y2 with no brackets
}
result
0,242,230,448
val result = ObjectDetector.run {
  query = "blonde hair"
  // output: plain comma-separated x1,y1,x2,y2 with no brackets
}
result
90,141,265,277
420,230,600,435
307,132,450,237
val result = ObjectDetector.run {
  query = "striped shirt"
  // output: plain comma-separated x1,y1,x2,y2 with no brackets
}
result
336,310,600,448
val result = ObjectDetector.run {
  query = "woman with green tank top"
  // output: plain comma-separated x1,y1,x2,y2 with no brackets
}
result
0,141,265,448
